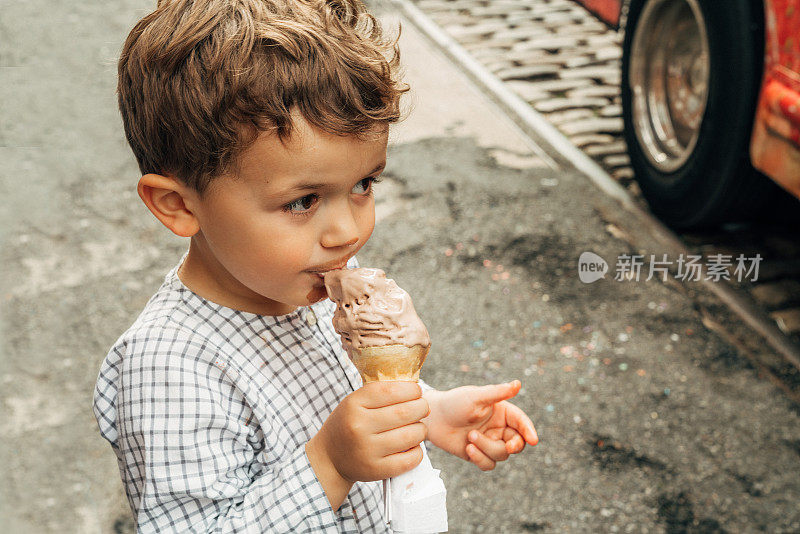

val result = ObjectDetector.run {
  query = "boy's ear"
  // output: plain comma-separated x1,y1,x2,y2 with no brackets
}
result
137,174,200,238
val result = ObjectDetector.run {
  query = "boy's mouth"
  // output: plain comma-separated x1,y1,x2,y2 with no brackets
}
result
305,256,352,278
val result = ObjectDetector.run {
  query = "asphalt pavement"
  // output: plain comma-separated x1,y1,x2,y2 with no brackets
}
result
1,1,799,533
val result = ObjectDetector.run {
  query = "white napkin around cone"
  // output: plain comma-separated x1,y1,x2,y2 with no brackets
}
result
383,442,448,533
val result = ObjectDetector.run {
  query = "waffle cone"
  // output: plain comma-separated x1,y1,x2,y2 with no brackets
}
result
351,344,429,383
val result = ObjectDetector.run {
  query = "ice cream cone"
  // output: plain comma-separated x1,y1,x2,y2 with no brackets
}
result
323,267,447,532
323,267,431,384
351,344,429,383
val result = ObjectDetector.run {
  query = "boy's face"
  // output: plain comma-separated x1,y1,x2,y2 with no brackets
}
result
181,113,386,316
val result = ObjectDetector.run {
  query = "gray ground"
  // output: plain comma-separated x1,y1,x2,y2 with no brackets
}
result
2,1,799,533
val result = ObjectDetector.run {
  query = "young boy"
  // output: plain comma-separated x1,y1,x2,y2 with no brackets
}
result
93,0,538,531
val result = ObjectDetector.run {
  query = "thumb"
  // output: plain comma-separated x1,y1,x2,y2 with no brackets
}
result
473,380,521,406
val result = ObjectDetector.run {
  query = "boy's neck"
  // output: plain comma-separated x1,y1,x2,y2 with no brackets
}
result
178,237,298,317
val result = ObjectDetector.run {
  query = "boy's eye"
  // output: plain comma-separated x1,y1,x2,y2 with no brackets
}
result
285,194,318,214
352,177,380,195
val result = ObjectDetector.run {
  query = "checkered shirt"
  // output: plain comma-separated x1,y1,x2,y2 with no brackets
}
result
93,254,421,533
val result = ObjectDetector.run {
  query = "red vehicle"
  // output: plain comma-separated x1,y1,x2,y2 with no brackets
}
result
574,0,800,228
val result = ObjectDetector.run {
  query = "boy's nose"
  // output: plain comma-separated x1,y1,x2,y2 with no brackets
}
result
320,201,360,249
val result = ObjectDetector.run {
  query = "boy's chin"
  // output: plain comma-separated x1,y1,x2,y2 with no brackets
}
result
305,284,329,304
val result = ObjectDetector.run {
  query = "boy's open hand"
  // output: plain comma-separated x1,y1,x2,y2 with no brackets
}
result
308,381,429,487
423,380,538,471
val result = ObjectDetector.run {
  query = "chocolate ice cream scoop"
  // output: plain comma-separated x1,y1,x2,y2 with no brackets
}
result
324,267,430,382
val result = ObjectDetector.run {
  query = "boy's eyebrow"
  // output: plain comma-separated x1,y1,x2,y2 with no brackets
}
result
367,161,386,176
279,161,386,193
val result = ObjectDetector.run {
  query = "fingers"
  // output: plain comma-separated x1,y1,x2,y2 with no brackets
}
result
484,427,525,454
468,430,509,462
503,427,525,454
484,427,504,440
505,402,539,445
359,381,422,408
472,380,521,407
370,397,430,432
466,442,496,471
374,422,428,456
383,444,424,478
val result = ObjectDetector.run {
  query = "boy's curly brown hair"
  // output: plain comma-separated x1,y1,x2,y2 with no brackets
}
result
118,0,408,194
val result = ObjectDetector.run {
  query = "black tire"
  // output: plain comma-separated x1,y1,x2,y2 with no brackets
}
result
621,0,772,230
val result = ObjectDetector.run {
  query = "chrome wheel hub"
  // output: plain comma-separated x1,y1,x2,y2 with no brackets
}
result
629,0,710,173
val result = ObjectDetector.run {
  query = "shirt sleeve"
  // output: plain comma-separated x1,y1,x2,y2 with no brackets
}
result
116,324,339,533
